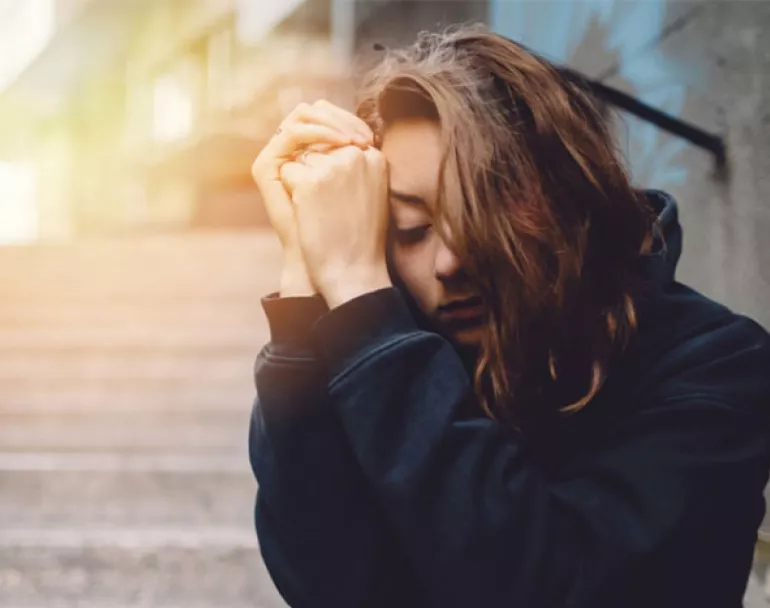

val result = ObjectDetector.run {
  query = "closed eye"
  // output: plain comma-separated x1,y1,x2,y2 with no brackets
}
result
394,225,431,245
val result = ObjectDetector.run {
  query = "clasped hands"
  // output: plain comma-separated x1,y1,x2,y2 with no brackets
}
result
252,99,392,309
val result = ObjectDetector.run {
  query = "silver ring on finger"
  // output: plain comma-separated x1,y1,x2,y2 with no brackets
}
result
275,127,282,136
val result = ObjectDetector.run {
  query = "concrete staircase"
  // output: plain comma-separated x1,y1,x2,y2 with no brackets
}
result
0,233,288,607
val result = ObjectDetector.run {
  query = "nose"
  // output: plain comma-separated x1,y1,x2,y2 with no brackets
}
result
433,223,462,281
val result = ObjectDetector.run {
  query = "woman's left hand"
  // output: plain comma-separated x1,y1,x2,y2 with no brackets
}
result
280,145,392,309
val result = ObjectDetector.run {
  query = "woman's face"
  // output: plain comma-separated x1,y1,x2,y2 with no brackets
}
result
381,118,487,349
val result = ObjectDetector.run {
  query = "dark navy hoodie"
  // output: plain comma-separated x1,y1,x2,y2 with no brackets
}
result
249,191,770,607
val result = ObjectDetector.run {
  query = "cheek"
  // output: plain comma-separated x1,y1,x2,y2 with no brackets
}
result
391,244,436,314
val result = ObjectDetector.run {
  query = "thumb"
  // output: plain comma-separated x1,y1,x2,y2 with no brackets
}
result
260,173,293,209
279,162,313,199
253,166,297,247
252,156,292,208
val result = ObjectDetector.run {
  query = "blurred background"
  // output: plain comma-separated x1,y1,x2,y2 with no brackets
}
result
0,0,768,606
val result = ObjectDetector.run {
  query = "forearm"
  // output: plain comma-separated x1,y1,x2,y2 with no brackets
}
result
251,391,413,608
251,293,418,606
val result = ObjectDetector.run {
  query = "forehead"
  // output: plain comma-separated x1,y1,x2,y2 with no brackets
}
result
381,118,442,199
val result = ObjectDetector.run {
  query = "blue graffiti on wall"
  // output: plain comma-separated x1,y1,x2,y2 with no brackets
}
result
491,0,696,188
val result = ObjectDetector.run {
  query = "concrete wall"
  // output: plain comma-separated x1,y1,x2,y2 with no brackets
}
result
355,0,488,49
492,1,770,331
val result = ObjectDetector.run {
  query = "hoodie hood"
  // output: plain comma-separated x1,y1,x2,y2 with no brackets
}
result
642,189,683,285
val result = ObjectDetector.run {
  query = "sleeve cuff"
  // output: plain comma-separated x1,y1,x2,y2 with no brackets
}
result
311,287,419,379
261,292,329,350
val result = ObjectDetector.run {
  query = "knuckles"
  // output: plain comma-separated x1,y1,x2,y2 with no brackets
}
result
364,147,385,167
341,145,366,163
292,102,312,120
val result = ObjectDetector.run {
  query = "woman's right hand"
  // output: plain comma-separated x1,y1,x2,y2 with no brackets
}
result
252,100,374,296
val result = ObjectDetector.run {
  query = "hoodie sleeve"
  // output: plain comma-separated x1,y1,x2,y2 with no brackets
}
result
310,287,770,607
250,292,421,608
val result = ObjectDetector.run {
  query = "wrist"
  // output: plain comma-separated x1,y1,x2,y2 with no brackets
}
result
280,249,315,297
321,267,392,309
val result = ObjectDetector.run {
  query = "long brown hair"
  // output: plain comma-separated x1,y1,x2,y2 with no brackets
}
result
356,25,656,426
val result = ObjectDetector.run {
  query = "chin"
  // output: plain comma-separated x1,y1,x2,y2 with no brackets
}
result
449,326,485,348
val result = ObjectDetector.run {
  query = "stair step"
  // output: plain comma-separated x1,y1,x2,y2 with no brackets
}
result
0,375,254,401
0,409,252,434
0,469,256,529
0,233,283,298
0,352,254,382
0,451,247,473
0,419,248,452
0,409,252,426
0,542,286,608
0,231,280,268
0,327,267,351
0,300,264,328
0,385,255,414
1,281,273,300
0,231,280,266
0,234,288,607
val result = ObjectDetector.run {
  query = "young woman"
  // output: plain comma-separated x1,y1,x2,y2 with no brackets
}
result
249,26,770,607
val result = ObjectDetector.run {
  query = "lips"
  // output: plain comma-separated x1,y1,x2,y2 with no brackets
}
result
438,296,486,321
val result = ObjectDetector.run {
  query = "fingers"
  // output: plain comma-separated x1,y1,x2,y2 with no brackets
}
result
300,151,333,168
285,100,371,146
270,123,355,161
310,99,373,144
252,100,370,248
288,100,372,143
363,147,388,203
330,145,386,177
303,146,385,174
254,100,375,185
277,144,385,196
363,145,386,170
279,146,368,195
271,101,372,156
279,161,312,196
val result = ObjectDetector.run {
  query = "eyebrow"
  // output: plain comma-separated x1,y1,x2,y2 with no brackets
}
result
389,189,428,208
